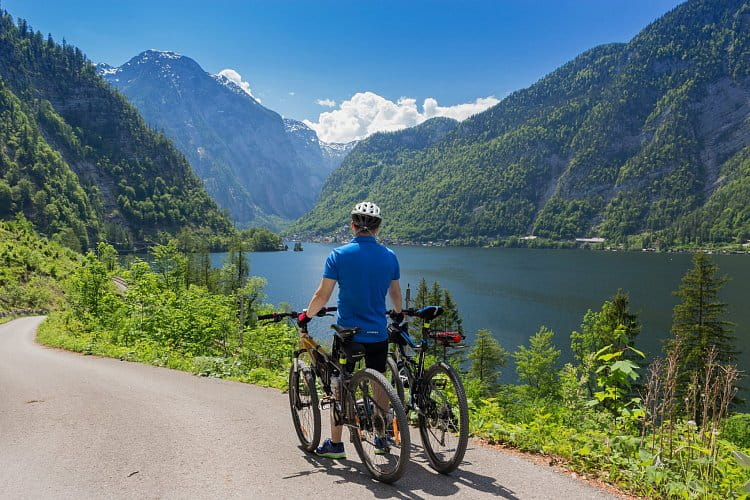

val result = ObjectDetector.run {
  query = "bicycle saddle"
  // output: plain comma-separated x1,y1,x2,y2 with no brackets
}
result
330,324,361,340
330,325,365,362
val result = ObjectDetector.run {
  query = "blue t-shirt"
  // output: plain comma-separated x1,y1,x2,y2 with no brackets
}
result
323,236,400,343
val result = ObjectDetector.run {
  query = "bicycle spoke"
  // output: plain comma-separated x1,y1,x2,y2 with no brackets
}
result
349,369,409,482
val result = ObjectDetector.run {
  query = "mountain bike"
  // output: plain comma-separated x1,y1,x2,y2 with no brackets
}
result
257,307,410,483
385,305,469,474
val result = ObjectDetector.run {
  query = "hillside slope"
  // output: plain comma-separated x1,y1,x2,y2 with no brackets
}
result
0,12,232,249
100,52,352,227
293,0,750,246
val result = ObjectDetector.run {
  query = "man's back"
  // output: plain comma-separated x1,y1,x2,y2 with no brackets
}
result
323,235,400,343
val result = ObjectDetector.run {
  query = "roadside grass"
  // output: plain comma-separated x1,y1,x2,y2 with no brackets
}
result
37,312,287,390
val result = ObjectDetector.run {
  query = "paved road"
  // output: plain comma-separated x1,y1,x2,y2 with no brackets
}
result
0,317,616,499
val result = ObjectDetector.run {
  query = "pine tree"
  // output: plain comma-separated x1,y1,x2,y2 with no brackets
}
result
667,253,737,400
468,329,508,393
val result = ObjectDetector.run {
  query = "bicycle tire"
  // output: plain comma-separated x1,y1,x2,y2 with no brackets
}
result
418,362,469,474
384,354,406,406
288,360,321,452
349,368,410,483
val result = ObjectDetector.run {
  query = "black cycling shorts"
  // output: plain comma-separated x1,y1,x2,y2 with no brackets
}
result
345,340,388,374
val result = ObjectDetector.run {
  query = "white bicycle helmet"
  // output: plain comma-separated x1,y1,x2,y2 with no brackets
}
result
351,201,382,219
351,201,382,232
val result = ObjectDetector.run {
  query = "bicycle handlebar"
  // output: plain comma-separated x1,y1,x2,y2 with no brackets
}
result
387,305,444,321
257,307,337,322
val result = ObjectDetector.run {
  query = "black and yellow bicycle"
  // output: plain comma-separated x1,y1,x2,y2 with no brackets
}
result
257,307,410,483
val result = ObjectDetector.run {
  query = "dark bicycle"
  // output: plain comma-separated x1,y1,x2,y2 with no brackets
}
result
385,305,469,474
257,307,410,484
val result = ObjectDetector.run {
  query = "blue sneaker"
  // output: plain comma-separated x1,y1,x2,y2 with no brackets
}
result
316,438,346,459
374,436,390,455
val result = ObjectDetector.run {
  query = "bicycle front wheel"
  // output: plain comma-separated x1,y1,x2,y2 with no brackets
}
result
288,360,321,452
418,362,469,474
348,368,410,483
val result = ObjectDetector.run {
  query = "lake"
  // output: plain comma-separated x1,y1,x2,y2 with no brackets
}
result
212,244,750,392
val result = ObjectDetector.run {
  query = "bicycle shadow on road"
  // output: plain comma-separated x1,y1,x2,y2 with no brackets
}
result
282,443,519,499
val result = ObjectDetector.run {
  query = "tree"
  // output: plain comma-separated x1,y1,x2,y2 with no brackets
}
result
666,253,737,405
468,329,508,393
571,290,640,394
514,326,561,396
411,278,465,363
151,240,187,293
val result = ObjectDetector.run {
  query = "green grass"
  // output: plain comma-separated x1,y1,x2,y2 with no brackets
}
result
36,312,288,390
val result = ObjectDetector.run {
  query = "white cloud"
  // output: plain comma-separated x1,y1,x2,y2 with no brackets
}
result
289,91,296,96
216,68,259,101
304,91,499,143
316,98,336,108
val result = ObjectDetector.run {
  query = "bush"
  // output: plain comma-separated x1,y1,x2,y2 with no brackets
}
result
723,413,750,449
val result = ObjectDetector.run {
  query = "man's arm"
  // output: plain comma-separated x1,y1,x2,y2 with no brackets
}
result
388,280,402,313
305,278,336,317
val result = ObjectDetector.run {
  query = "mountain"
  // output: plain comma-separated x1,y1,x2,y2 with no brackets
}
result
99,51,352,228
283,118,356,180
292,0,750,247
0,12,232,250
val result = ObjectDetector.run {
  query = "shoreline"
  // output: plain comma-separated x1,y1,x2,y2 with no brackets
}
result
288,235,750,255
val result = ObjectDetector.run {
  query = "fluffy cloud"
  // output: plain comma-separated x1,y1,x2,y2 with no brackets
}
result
316,98,336,107
216,68,259,101
304,92,499,143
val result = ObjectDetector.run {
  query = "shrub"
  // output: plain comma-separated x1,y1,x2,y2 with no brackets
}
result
723,413,750,449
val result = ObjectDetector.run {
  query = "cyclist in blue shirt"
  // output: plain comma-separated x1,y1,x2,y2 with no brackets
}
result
297,201,403,459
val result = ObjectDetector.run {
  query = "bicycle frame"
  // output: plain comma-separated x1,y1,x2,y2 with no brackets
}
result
293,332,378,431
390,321,434,412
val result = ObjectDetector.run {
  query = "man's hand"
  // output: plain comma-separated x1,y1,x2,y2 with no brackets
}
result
297,311,312,329
389,310,405,324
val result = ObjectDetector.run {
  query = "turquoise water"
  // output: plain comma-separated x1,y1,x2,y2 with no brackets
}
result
212,244,750,392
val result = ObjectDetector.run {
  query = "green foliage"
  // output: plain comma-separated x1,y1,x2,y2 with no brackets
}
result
238,227,284,252
589,340,645,416
571,290,641,394
39,236,296,390
468,329,508,393
513,325,561,396
0,216,79,312
723,413,750,449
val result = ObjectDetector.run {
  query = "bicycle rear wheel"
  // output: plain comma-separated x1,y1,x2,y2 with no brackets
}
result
418,362,469,474
288,359,321,452
348,368,410,483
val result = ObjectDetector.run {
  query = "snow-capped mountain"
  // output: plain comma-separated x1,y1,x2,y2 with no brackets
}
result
283,118,356,178
98,50,349,227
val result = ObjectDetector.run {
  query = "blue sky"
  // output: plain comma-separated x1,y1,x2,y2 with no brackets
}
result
3,0,682,141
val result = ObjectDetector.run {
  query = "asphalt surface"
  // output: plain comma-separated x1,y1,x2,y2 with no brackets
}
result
0,316,616,499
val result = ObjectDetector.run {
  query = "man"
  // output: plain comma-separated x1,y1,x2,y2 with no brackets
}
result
297,201,403,459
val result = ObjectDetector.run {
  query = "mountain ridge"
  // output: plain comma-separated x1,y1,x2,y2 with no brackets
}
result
99,50,352,228
0,14,232,249
292,0,750,247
